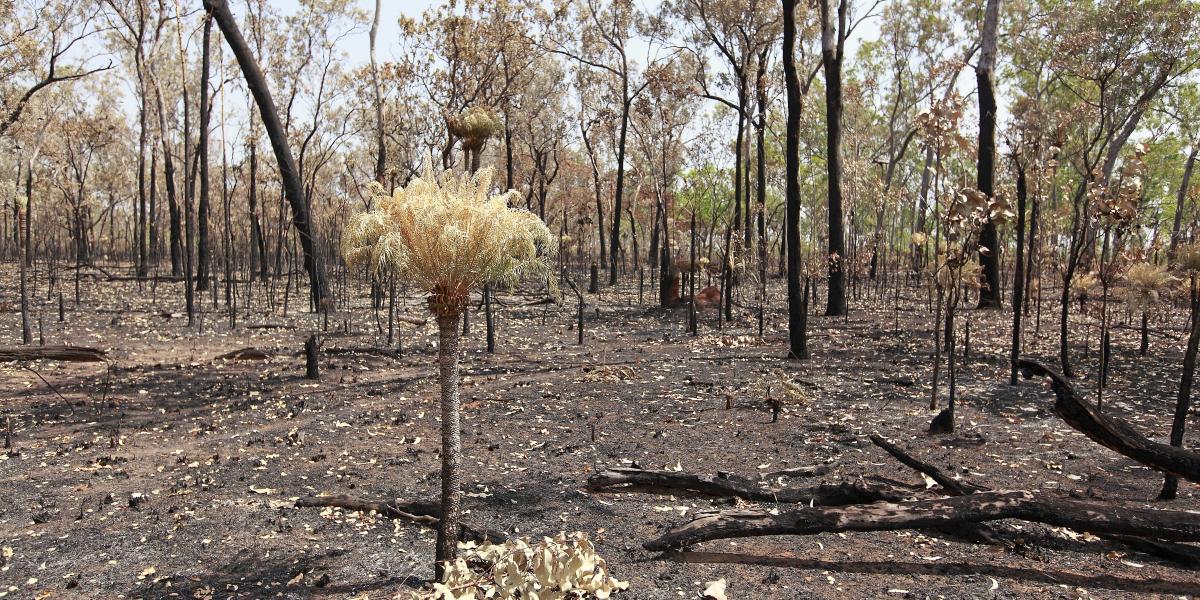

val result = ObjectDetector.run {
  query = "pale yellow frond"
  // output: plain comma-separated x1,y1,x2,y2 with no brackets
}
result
340,158,555,315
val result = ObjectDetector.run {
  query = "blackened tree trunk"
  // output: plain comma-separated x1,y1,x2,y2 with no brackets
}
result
20,159,32,344
658,198,674,307
1161,278,1200,499
580,121,606,271
204,0,330,307
610,93,631,285
196,12,212,292
756,50,768,253
136,64,149,277
975,0,1002,308
148,147,158,265
1169,146,1197,259
181,42,196,324
783,0,808,359
755,48,769,338
152,79,183,276
1010,155,1027,384
369,0,386,183
820,0,847,317
732,88,745,258
248,140,267,280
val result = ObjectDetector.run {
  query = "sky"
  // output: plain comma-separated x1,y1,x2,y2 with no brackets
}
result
271,0,671,65
266,0,888,73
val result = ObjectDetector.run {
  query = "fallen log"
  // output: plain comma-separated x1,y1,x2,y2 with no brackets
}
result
869,434,986,495
1018,359,1200,482
660,551,1200,595
0,345,107,362
295,494,505,543
217,347,273,361
760,463,833,480
872,432,1200,566
643,489,1200,551
321,346,399,358
246,323,293,330
587,467,916,505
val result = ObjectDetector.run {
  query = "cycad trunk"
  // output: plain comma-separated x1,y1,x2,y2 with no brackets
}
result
435,312,463,579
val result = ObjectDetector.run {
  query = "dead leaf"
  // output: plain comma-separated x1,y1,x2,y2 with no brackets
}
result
703,578,727,600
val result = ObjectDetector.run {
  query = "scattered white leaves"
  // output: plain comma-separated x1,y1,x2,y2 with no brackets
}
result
702,578,727,600
409,532,628,599
920,473,937,489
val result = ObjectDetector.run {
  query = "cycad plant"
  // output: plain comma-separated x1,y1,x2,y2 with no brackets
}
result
1123,261,1174,356
448,105,503,173
341,159,553,578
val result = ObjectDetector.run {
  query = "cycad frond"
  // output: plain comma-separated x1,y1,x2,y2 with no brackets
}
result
341,158,554,316
1123,262,1174,311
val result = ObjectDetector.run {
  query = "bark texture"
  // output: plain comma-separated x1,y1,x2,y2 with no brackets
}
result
435,313,463,579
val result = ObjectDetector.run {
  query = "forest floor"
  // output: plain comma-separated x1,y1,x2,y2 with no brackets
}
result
1,268,1198,600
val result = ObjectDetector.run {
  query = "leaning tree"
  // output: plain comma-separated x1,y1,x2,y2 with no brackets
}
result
341,160,553,579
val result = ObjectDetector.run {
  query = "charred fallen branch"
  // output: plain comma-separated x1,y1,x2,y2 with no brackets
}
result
1018,359,1200,482
0,345,107,362
869,434,987,495
295,494,506,543
587,467,917,505
871,431,1200,566
660,551,1200,595
643,490,1200,551
217,348,273,361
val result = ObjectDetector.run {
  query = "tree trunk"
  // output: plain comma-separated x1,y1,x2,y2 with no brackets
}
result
434,312,463,579
152,79,184,277
609,94,631,285
19,160,31,344
820,0,847,317
1010,157,1027,384
1019,360,1200,482
1168,146,1197,259
580,122,606,271
975,0,1002,308
783,0,808,359
732,89,745,262
248,141,267,280
136,54,149,277
369,0,385,183
204,0,330,307
1161,280,1200,499
755,50,768,337
148,147,158,266
197,13,212,292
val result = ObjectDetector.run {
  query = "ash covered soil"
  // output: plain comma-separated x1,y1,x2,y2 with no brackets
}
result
1,274,1198,599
